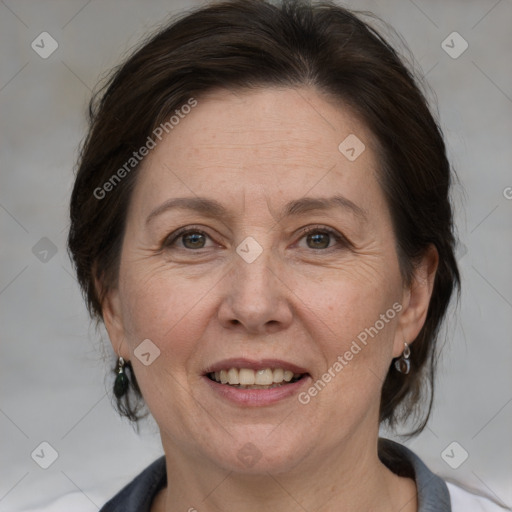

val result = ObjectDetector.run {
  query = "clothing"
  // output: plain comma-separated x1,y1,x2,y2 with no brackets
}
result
34,438,509,512
97,438,509,511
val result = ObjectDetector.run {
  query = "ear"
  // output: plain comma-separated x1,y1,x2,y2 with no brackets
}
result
393,244,439,357
96,277,130,360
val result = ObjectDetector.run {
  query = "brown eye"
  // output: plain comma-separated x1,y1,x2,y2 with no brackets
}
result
164,228,212,250
181,232,207,249
297,226,347,251
306,232,331,249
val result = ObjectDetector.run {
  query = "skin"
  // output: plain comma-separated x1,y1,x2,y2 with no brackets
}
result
103,86,438,512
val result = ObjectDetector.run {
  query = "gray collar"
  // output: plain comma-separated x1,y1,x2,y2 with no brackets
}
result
379,437,451,511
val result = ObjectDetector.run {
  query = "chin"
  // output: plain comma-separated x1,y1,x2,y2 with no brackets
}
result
203,428,311,475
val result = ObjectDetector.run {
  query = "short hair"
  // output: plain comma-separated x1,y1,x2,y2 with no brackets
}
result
68,0,460,435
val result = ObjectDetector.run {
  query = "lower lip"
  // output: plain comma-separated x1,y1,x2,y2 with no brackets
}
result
203,375,311,406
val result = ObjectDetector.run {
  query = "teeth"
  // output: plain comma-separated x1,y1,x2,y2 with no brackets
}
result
227,368,239,385
272,368,284,383
239,368,255,385
284,370,294,382
255,369,273,385
209,368,303,387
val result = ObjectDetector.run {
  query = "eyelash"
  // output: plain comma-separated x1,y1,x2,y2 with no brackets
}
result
163,225,350,252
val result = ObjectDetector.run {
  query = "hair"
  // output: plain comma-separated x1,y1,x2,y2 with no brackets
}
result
68,0,460,436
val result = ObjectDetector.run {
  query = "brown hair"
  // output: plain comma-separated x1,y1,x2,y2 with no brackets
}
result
68,0,460,434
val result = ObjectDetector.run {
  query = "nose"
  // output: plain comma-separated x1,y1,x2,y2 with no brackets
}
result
217,246,293,335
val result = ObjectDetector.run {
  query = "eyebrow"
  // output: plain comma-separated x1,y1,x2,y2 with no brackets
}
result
145,194,367,225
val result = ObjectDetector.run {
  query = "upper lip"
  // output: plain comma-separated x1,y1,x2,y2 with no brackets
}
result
204,358,309,375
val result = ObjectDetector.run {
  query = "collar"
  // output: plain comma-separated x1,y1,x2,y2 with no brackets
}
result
100,438,451,511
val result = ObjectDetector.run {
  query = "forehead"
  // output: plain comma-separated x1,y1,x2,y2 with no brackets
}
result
131,86,382,218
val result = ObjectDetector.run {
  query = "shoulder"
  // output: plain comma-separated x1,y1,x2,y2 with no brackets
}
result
18,457,167,512
379,438,511,512
99,455,167,512
447,481,511,512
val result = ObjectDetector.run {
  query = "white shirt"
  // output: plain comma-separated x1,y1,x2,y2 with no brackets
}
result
447,482,511,511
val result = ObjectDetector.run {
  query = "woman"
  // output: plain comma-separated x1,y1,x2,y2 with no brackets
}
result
67,1,508,511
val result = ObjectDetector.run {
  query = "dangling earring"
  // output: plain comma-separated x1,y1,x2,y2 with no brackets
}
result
114,356,129,398
394,342,411,374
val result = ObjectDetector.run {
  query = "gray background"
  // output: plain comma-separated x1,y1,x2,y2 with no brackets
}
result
1,0,511,510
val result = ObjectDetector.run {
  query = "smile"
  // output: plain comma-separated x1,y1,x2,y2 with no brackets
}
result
207,368,305,388
202,358,311,405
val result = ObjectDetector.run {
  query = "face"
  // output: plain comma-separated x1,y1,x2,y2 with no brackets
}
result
104,87,435,475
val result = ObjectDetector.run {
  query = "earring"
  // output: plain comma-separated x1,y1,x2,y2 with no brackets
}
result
114,356,129,398
394,342,411,374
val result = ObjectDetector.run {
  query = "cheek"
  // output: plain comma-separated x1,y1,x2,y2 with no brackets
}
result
116,268,215,425
117,265,215,364
289,266,401,404
291,265,400,340
294,277,400,423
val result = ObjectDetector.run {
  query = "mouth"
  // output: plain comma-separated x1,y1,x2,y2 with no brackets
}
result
202,359,311,404
206,368,307,389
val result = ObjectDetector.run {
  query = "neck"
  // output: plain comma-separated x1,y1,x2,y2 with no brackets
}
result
156,429,417,512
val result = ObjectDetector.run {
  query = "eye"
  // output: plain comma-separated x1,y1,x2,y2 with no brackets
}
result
164,227,214,250
163,225,350,252
296,226,348,251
